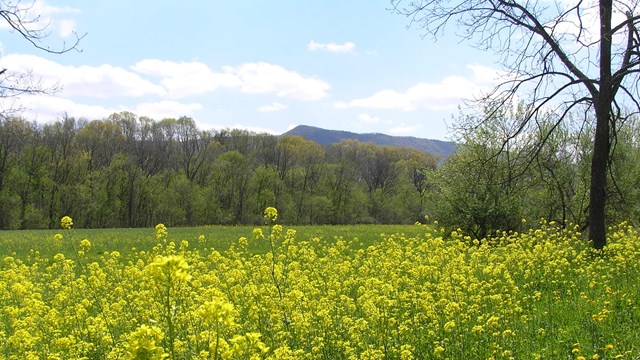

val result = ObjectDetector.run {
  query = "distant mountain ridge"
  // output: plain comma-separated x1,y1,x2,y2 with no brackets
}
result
283,125,457,158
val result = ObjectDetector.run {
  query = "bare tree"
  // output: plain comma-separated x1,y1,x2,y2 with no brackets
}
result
0,0,84,117
392,0,640,248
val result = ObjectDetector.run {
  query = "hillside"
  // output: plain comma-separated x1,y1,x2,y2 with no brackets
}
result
283,125,456,158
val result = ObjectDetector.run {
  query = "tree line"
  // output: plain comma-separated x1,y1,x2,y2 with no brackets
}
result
2,108,638,234
0,112,439,229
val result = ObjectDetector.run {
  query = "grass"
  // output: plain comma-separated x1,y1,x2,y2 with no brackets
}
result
0,223,428,259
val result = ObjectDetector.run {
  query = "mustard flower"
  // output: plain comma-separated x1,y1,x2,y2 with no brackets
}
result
80,239,91,252
155,224,168,240
434,346,445,356
444,320,456,332
264,207,278,222
198,298,235,327
123,325,168,360
253,228,264,240
60,216,73,229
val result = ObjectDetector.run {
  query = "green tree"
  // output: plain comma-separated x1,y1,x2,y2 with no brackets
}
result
393,0,640,248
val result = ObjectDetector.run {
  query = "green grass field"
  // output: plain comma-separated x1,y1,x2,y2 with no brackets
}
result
0,224,427,259
0,218,638,359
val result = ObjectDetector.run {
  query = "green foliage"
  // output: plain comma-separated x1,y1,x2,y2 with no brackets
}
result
428,105,640,238
0,114,439,229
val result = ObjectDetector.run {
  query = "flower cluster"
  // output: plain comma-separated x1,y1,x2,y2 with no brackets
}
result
264,207,278,222
0,215,638,358
60,216,73,229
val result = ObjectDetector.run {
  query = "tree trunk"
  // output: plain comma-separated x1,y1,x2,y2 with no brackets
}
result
589,107,609,249
589,0,612,250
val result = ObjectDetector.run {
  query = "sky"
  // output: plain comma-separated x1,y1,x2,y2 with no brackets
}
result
0,0,503,141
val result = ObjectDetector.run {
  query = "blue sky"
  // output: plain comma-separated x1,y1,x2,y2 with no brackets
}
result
0,0,502,140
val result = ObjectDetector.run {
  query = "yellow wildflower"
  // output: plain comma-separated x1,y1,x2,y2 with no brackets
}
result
60,216,73,229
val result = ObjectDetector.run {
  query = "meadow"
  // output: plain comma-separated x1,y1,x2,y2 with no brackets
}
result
0,211,638,359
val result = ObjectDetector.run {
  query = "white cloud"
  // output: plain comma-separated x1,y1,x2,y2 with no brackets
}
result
132,59,241,98
358,113,380,124
230,62,331,100
389,123,423,134
336,66,497,111
231,62,330,100
0,1,81,38
2,55,330,102
57,19,77,37
467,64,503,84
10,94,201,122
11,95,117,122
258,102,288,112
132,100,202,120
133,59,330,100
1,54,165,98
307,40,356,53
206,123,279,134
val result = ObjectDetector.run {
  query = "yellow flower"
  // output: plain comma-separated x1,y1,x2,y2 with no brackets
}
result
60,216,73,229
264,207,278,222
123,325,168,360
155,224,168,240
198,298,235,327
434,346,445,356
253,228,264,240
444,320,456,332
147,255,191,283
80,239,91,252
605,344,614,352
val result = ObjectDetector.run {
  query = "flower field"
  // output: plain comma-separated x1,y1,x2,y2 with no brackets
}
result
1,214,639,359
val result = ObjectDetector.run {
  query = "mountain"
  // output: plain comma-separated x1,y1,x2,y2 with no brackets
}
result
283,125,457,158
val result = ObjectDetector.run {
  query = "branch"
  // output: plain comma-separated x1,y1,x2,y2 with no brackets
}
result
0,4,85,54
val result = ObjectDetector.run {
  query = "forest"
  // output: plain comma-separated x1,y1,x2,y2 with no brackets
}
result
2,107,639,235
0,112,438,229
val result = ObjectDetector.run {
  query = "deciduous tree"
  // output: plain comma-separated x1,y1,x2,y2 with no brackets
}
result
392,0,640,247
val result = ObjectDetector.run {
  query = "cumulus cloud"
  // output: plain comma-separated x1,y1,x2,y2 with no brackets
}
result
231,62,330,100
336,65,497,111
0,1,81,38
357,113,380,124
57,19,77,38
258,102,288,112
133,59,330,100
132,100,202,120
11,95,118,122
11,94,201,123
132,59,240,98
203,123,279,134
1,54,165,98
307,41,356,53
2,55,331,102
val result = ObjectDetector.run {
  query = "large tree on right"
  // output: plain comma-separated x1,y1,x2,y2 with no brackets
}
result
392,0,640,248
